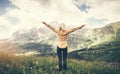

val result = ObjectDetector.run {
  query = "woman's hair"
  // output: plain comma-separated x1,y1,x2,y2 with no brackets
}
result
59,23,66,30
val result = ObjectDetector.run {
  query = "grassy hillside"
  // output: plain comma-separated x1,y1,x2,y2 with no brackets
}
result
69,33,120,63
0,35,120,74
0,52,120,74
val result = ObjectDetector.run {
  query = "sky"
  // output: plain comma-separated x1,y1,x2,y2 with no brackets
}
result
0,0,120,39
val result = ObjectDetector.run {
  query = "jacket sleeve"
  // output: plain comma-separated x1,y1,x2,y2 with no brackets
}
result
67,25,85,34
43,23,57,33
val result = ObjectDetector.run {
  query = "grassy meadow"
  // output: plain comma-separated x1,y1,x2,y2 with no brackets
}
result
0,51,120,74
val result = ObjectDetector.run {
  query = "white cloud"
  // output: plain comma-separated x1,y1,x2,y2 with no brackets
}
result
73,0,120,27
0,0,84,39
0,0,120,39
87,0,120,23
0,16,14,39
9,0,85,25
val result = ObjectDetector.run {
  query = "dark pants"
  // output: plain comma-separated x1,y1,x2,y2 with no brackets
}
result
57,47,67,70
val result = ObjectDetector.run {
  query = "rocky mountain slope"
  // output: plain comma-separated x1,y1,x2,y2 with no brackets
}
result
3,21,120,53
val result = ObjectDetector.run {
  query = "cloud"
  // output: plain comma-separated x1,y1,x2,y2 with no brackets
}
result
0,0,120,39
87,0,120,23
86,17,107,28
0,0,83,38
0,15,13,38
73,0,120,27
9,0,83,23
7,0,86,28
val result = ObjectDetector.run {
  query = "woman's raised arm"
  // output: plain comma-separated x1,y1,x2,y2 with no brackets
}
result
42,21,57,33
67,25,86,34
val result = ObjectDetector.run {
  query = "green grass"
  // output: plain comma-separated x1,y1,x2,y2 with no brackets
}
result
0,52,120,74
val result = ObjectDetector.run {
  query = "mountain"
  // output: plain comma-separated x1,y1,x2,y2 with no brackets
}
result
12,28,41,43
69,33,120,62
10,21,120,53
68,21,120,62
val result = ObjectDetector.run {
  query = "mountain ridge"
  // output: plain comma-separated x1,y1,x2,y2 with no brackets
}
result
0,21,120,53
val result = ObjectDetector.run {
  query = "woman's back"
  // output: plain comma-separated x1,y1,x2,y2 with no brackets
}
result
57,29,68,41
56,29,68,48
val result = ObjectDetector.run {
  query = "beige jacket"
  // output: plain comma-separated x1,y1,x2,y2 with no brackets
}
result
43,23,84,48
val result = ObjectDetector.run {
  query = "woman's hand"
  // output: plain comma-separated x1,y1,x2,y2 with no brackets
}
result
81,24,86,27
42,21,47,24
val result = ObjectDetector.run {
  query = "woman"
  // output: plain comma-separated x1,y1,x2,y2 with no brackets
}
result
42,22,85,71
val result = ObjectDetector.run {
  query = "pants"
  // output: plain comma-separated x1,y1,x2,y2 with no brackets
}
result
57,47,67,70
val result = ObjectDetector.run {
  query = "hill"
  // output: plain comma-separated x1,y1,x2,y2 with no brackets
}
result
69,32,120,63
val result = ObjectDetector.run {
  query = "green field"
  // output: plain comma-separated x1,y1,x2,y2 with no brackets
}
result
0,54,120,74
